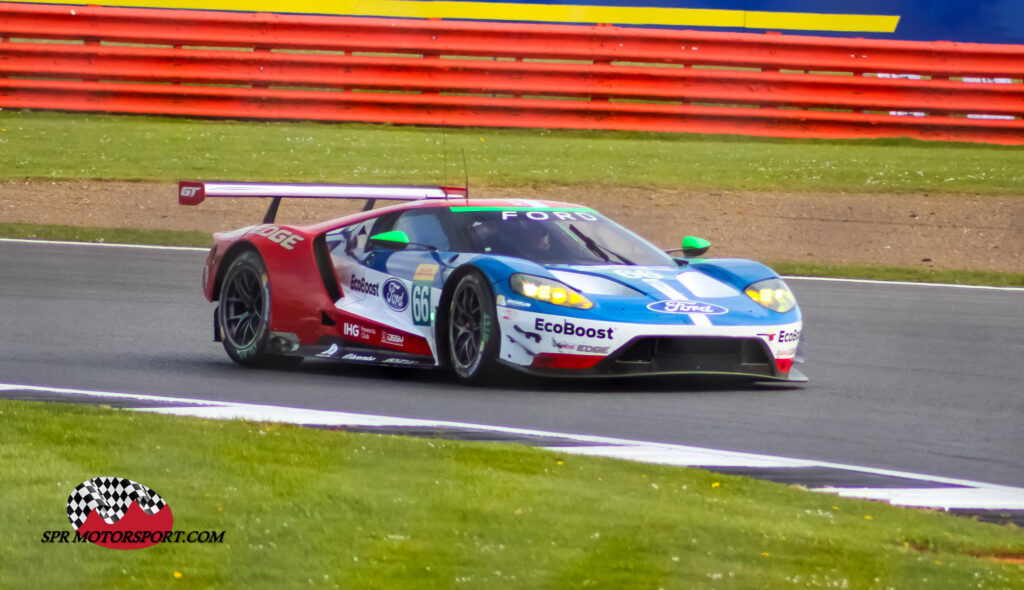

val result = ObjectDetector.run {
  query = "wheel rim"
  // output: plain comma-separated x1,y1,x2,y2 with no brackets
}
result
223,266,266,348
450,282,483,371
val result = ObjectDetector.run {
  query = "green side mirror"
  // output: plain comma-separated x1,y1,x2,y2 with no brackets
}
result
369,230,411,250
681,236,711,258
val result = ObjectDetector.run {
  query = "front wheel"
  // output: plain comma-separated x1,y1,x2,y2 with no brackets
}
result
447,272,505,385
218,250,300,368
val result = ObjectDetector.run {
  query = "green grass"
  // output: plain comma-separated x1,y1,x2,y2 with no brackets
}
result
1,400,1021,589
770,262,1024,288
2,110,1022,194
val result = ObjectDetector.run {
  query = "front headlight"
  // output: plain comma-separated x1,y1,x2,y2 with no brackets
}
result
510,274,593,309
745,278,796,313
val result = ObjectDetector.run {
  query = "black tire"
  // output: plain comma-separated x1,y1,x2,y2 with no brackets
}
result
218,251,300,368
447,272,505,385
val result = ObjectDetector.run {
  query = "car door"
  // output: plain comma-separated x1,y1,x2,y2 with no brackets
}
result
326,207,456,358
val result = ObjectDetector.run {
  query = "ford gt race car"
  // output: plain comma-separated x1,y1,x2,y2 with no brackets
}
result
180,181,805,384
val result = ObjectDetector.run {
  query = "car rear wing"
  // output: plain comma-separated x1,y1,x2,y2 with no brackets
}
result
178,181,469,223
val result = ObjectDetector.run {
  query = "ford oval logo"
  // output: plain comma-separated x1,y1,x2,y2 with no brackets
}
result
647,299,728,315
382,278,409,312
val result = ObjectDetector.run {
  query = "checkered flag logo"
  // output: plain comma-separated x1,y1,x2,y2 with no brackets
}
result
66,477,167,531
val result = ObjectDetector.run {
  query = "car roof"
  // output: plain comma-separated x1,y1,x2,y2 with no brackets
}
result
299,197,590,234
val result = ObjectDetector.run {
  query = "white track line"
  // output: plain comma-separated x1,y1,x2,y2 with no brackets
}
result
4,383,1023,511
3,238,1020,291
815,487,1024,510
0,237,207,252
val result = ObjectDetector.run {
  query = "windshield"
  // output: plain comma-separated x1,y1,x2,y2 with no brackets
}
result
449,206,675,266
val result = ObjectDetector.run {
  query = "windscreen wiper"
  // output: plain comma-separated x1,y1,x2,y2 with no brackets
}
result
568,225,634,265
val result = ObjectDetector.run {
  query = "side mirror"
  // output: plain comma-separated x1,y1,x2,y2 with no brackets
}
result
369,230,410,250
681,236,710,258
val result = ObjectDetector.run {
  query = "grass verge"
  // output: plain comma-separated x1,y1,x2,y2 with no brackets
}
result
2,110,1022,195
4,222,1023,287
1,400,1021,589
770,262,1024,288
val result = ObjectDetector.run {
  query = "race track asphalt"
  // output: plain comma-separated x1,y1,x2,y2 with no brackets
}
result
2,240,1022,487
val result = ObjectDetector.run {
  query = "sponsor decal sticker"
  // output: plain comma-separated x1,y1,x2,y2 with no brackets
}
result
505,298,532,308
316,343,340,358
514,325,542,343
350,275,380,296
252,225,304,250
647,300,729,315
413,263,440,282
778,328,801,344
499,210,598,222
342,323,374,340
497,295,531,309
382,357,419,365
382,278,410,312
342,353,376,362
757,332,777,342
383,333,405,346
553,341,608,353
534,318,615,340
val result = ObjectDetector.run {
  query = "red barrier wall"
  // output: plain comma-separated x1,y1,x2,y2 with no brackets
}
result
1,3,1022,144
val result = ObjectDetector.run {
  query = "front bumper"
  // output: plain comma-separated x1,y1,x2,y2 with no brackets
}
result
507,335,806,382
497,307,805,382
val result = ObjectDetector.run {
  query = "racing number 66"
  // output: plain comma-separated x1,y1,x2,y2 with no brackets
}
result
412,284,431,326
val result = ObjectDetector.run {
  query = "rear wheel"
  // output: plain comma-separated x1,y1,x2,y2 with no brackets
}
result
448,272,504,384
218,251,300,368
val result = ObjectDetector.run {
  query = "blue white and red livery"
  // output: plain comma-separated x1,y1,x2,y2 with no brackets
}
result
180,181,805,384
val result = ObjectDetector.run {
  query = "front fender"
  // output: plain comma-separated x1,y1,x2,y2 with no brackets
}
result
687,259,781,290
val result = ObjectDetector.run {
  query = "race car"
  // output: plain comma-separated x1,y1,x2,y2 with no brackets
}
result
180,181,805,384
